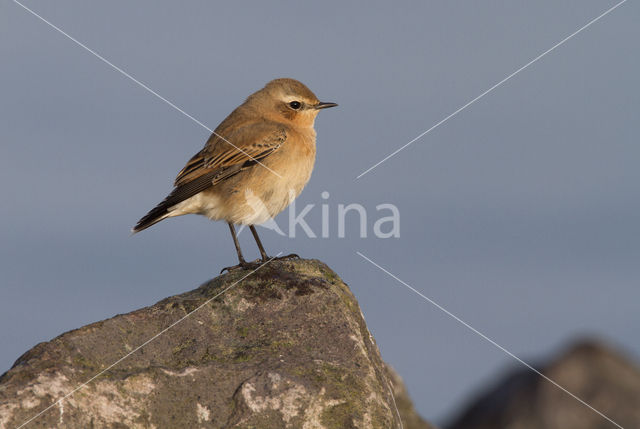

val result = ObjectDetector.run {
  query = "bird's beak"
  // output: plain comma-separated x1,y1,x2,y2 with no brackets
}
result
315,101,338,110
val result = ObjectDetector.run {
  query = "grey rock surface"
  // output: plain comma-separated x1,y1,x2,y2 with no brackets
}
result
0,259,432,429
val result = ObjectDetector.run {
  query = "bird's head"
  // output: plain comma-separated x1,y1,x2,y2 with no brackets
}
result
247,78,337,127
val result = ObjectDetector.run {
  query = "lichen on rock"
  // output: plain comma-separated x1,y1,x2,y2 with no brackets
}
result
0,259,432,428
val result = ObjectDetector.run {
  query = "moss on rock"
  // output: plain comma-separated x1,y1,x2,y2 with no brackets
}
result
0,259,432,428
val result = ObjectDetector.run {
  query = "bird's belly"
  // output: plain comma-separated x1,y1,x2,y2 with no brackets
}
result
233,151,314,225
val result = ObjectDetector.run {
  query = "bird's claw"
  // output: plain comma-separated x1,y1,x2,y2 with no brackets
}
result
274,253,300,261
220,261,261,274
220,254,300,273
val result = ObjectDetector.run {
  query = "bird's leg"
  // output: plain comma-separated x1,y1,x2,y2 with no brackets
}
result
229,223,246,264
221,223,256,273
249,225,299,261
249,225,269,262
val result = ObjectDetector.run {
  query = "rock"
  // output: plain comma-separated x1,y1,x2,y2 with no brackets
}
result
447,340,640,429
0,259,431,428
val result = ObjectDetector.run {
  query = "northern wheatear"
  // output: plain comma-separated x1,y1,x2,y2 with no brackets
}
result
133,78,337,270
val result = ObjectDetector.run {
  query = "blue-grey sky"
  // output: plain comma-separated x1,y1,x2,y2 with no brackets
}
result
1,1,638,425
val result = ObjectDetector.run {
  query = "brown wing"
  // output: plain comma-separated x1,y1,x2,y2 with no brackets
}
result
174,122,287,187
132,123,287,233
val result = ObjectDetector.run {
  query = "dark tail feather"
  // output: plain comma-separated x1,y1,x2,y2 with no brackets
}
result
132,201,171,233
132,171,219,234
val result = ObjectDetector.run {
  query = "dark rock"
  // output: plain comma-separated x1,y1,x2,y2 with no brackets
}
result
0,259,432,428
447,340,640,429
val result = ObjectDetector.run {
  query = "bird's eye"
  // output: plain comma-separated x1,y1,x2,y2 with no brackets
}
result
289,101,302,110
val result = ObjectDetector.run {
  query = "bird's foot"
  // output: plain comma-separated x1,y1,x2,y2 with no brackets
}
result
220,254,300,273
220,260,262,274
272,253,300,261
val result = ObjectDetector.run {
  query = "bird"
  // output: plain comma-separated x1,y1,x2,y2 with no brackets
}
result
132,78,337,271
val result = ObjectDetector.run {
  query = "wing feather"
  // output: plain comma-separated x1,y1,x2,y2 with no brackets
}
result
133,122,286,233
174,123,286,187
